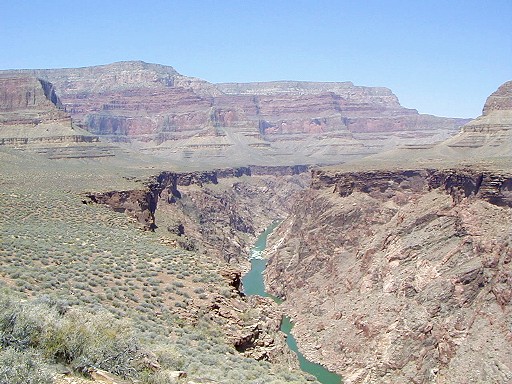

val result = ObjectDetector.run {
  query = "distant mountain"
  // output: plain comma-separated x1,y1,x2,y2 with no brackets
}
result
0,61,470,166
442,80,511,160
341,80,512,171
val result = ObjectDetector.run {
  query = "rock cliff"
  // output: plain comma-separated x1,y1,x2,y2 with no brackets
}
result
265,168,512,383
444,80,512,158
0,61,469,166
85,165,311,260
84,166,311,364
482,80,512,115
264,81,512,383
0,76,97,145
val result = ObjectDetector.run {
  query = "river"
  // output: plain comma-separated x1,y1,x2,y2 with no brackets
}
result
242,222,342,384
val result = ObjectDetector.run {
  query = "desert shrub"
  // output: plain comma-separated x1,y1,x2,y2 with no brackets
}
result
151,344,185,370
49,310,140,377
0,295,58,351
0,347,52,384
0,291,145,379
220,288,232,298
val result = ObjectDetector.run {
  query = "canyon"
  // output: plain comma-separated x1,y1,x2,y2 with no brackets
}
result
264,82,512,383
265,168,511,383
0,63,510,384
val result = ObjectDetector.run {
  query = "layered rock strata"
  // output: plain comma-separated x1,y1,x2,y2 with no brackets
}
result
446,80,512,154
0,62,468,165
85,165,310,260
264,81,512,383
85,166,312,364
265,167,512,383
0,76,97,145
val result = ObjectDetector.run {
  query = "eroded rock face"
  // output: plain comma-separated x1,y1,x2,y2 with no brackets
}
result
0,62,468,147
265,168,512,384
0,76,97,144
85,167,310,367
461,81,512,135
85,166,311,261
217,81,468,136
482,80,512,115
450,80,512,154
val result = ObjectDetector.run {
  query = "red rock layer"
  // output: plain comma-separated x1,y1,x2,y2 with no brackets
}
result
265,168,512,384
0,62,468,140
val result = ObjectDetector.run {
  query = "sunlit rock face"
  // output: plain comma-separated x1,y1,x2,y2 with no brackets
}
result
263,82,512,384
0,76,97,145
265,167,512,384
0,61,468,166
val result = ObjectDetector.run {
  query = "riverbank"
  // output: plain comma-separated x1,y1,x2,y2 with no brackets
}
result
242,224,342,384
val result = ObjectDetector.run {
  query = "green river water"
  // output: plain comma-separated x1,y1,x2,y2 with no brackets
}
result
242,223,342,384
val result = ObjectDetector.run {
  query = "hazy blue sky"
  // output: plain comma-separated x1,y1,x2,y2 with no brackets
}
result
1,1,510,118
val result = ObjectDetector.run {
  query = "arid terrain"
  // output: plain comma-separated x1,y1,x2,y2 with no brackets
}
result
265,81,512,383
0,63,510,384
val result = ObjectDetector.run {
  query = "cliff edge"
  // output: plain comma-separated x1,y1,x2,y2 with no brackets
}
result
0,76,97,146
264,82,512,383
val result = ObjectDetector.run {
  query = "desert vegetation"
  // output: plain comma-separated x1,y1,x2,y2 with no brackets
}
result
0,289,311,383
0,150,315,383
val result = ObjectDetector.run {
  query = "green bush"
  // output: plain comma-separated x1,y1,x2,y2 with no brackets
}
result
0,347,53,384
0,292,145,379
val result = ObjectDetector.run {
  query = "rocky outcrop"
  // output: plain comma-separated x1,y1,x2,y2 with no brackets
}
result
85,166,310,260
85,189,158,230
311,168,512,207
0,76,98,145
482,80,512,115
459,81,511,134
265,167,512,383
0,77,66,119
203,292,287,362
446,80,511,154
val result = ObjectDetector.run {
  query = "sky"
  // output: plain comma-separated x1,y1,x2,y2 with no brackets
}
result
1,1,510,118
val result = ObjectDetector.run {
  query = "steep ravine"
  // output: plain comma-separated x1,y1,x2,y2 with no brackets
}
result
242,222,342,384
85,166,312,365
85,165,310,261
265,168,512,384
85,165,512,383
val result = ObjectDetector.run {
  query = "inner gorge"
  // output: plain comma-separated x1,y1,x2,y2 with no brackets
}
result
242,222,342,384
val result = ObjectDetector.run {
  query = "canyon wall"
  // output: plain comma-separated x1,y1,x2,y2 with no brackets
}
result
265,168,512,383
264,81,512,383
0,61,469,166
444,80,512,158
0,62,467,138
0,76,98,145
84,166,312,364
85,165,311,261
